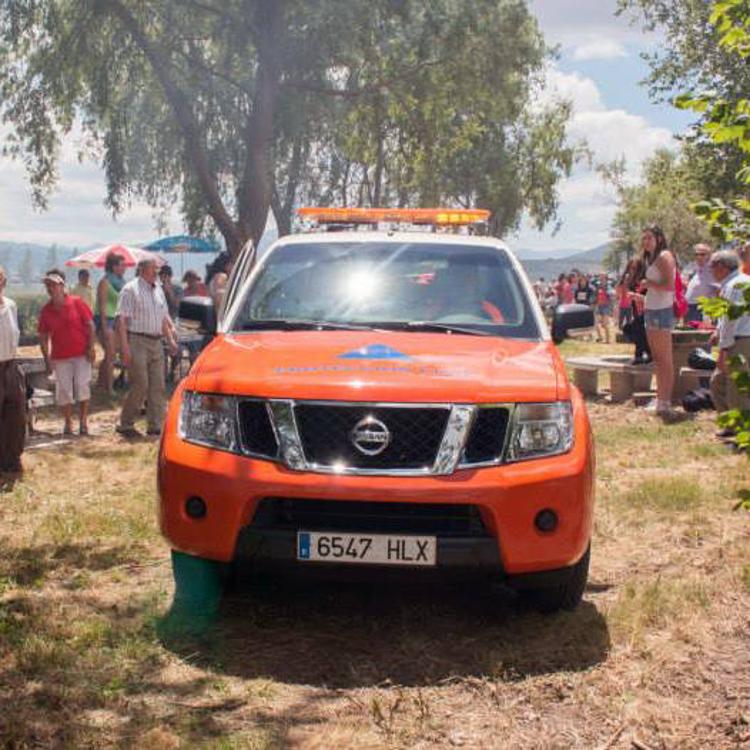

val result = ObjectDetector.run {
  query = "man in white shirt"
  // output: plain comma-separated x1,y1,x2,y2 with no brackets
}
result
685,243,719,323
0,266,26,474
115,259,178,438
709,251,750,433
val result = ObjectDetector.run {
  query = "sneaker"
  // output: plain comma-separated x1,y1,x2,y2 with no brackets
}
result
116,425,142,439
644,399,672,415
716,428,736,439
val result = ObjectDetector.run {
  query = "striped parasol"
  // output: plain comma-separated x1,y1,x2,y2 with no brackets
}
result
64,244,167,269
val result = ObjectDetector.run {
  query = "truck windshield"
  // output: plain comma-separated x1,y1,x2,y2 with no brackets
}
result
230,241,541,339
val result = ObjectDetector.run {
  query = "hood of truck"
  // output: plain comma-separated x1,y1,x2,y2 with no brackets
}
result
189,331,567,403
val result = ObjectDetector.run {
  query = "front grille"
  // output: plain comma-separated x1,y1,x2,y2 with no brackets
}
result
238,401,278,458
463,407,510,464
293,404,449,470
252,498,488,537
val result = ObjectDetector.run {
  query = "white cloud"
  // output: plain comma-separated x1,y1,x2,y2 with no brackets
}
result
539,68,604,112
516,67,675,253
570,109,673,169
0,125,181,247
529,0,646,49
572,38,629,61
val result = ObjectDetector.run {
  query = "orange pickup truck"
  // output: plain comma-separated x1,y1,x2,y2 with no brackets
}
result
158,208,595,617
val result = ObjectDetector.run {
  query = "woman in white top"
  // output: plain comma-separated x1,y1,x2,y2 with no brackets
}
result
638,225,676,415
0,265,26,474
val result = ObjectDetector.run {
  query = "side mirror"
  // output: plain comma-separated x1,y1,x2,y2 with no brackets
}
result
178,296,216,336
552,303,595,344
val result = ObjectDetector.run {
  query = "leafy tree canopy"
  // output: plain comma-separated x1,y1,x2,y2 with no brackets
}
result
0,0,578,255
598,148,713,270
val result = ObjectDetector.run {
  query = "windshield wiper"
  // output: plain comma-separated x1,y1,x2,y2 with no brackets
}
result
240,319,377,332
374,321,495,337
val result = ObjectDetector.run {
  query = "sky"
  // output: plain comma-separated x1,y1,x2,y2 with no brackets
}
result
0,0,695,255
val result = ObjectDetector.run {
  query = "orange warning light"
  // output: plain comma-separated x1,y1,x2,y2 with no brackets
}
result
296,207,491,226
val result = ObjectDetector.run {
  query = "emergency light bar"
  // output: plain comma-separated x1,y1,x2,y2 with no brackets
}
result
297,207,491,226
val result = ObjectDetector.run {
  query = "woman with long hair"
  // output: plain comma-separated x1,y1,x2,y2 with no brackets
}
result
96,252,126,394
205,252,233,311
638,225,676,415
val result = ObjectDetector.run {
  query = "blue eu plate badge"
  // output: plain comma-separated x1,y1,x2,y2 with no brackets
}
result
298,532,311,559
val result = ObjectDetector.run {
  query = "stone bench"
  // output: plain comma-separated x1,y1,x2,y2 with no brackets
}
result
17,358,55,434
566,356,654,402
566,356,711,403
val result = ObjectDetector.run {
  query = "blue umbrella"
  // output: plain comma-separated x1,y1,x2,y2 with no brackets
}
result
145,235,221,254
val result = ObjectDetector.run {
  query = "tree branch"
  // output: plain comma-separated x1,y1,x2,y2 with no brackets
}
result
282,57,445,99
95,0,242,249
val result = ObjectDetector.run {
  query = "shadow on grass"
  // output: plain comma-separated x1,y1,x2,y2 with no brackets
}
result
0,543,143,585
160,571,611,689
0,586,323,748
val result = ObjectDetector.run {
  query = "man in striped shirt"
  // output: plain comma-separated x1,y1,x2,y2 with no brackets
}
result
116,259,178,437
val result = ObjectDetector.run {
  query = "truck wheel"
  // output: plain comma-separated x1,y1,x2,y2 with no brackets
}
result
520,546,590,614
167,550,225,630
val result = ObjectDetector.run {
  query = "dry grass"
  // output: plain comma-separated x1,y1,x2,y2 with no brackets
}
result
1,346,749,749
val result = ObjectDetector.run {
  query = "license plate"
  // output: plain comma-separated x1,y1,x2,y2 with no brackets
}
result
297,531,436,567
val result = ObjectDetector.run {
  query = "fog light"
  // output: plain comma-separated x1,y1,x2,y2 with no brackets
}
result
535,509,558,533
185,496,207,519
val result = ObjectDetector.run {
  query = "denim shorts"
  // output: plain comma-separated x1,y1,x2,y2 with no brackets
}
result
644,306,675,330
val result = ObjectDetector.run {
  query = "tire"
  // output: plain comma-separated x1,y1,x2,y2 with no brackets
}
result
520,546,590,614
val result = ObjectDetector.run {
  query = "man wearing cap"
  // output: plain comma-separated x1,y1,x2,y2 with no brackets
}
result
38,268,96,435
685,243,719,323
0,265,26,475
709,250,750,438
116,258,178,438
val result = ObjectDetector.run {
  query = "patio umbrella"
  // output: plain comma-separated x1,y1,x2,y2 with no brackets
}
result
145,235,220,254
65,244,167,269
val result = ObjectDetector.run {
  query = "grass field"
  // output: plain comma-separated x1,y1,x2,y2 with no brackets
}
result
1,341,748,749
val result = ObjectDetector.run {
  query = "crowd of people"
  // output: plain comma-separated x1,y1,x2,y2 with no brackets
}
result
1,232,749,476
535,228,750,421
0,251,233,476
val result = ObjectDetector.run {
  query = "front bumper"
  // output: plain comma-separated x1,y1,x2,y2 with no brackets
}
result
158,387,594,576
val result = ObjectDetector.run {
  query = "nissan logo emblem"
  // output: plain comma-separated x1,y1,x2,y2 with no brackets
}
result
350,416,391,456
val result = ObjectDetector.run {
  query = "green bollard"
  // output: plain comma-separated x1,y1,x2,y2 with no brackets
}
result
163,550,224,636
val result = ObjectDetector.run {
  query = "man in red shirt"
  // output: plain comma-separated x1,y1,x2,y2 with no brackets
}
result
38,269,96,435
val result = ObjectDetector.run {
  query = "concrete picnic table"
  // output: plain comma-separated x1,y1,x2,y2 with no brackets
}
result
566,329,713,403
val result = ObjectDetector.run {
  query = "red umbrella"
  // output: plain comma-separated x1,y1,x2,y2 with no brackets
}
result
64,244,167,269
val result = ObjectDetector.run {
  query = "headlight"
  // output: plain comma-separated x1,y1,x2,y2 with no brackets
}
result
179,391,239,452
508,402,573,461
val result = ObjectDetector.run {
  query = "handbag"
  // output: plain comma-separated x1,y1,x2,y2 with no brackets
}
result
687,347,717,371
674,270,688,319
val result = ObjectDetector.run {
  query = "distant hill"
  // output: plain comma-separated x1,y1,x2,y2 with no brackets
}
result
0,242,82,286
516,243,611,281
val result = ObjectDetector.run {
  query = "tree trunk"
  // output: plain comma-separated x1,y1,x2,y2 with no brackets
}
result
236,0,283,254
373,98,385,208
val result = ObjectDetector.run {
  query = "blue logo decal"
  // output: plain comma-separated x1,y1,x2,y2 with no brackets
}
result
298,532,311,559
339,344,410,360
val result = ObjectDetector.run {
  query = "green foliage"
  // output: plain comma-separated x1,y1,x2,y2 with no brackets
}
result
0,0,577,254
677,0,750,458
598,149,713,270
